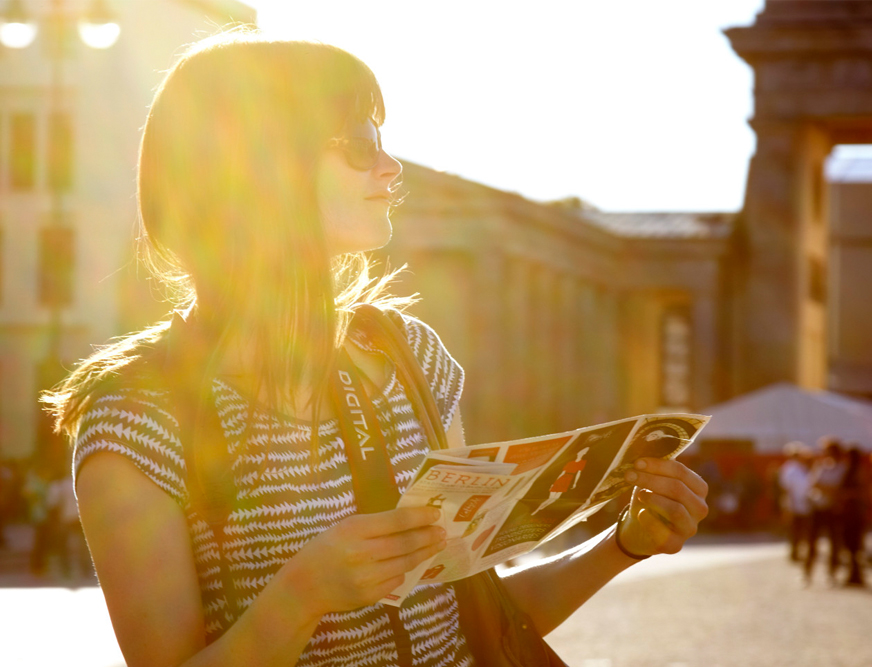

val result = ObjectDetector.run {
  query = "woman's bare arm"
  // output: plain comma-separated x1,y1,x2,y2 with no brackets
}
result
77,452,445,667
77,453,211,666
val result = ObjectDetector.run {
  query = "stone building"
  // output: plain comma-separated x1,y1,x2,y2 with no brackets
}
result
0,0,256,460
381,164,733,444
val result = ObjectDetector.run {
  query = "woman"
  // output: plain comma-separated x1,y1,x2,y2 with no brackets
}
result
43,30,708,667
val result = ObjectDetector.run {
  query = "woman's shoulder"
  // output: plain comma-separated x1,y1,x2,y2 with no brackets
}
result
74,365,188,506
80,363,177,431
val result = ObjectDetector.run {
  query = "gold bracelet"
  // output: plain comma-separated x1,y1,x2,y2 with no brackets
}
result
615,505,651,560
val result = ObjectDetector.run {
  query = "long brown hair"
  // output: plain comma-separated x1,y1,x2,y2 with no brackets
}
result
42,29,412,440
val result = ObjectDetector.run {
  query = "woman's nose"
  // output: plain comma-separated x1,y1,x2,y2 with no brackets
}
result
376,150,402,182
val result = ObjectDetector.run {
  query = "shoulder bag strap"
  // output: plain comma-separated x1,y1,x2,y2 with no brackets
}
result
352,304,447,451
349,305,567,667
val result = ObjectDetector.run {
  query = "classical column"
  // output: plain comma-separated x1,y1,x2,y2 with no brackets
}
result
501,258,527,439
470,249,505,441
532,266,558,433
691,292,718,410
577,281,598,425
558,273,580,430
735,120,804,392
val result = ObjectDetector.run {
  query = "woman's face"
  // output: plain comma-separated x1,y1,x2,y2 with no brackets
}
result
316,119,402,255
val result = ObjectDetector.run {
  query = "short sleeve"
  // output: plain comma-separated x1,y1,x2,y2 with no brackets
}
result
395,311,465,433
73,386,189,508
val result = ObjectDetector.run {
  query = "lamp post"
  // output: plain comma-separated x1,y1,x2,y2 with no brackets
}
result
1,0,120,467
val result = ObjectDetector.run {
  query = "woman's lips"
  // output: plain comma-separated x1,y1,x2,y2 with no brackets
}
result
365,194,391,203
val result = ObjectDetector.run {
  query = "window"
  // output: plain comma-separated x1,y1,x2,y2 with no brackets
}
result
660,306,693,409
47,112,73,192
11,113,35,191
808,256,827,304
38,227,74,307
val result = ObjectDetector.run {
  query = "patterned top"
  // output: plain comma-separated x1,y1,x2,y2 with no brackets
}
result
73,312,474,667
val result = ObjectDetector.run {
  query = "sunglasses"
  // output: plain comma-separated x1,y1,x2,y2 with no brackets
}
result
327,122,383,171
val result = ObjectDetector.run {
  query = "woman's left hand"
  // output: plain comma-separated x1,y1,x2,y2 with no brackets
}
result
617,457,709,557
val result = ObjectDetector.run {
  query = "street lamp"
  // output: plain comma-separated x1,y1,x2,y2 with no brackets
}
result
0,0,120,50
77,0,120,49
0,0,36,48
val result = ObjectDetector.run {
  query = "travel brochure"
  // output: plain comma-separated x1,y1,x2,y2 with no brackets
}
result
382,413,710,606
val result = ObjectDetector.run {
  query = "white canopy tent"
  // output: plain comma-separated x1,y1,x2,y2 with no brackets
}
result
690,383,872,454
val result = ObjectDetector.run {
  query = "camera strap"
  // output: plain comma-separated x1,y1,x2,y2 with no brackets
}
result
329,347,400,509
328,345,412,667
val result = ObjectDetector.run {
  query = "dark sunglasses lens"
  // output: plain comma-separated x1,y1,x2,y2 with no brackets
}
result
344,138,380,170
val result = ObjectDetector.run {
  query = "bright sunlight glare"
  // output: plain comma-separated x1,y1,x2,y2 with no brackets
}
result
0,21,37,49
250,0,766,212
77,21,121,49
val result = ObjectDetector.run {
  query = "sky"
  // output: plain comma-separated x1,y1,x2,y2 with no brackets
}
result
250,0,768,212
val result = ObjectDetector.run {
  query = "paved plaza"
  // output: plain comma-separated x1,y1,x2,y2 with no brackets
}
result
548,539,872,667
0,531,869,667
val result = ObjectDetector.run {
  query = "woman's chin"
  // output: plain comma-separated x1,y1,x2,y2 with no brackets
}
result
330,227,392,256
361,219,394,252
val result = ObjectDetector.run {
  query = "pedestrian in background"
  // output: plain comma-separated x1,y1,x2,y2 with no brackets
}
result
804,438,848,585
0,459,14,548
46,474,91,580
778,441,812,562
839,446,870,587
23,461,50,576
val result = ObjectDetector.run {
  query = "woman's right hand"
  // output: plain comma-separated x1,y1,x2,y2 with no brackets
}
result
289,506,447,615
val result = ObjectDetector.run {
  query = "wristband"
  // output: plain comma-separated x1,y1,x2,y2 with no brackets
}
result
615,505,650,560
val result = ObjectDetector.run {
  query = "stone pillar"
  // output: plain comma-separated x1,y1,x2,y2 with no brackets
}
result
532,267,559,433
577,281,598,425
558,273,580,430
692,292,718,410
736,120,804,392
504,257,533,439
590,285,620,423
737,120,833,393
470,249,505,441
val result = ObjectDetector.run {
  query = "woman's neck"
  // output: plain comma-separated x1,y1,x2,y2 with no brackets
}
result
213,323,390,421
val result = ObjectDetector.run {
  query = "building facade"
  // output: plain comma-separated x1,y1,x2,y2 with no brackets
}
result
0,0,255,459
382,164,734,444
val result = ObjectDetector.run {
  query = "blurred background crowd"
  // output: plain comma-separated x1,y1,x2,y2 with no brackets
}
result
0,456,90,580
775,438,871,586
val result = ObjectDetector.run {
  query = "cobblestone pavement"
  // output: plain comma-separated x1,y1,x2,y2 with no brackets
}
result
547,540,872,667
1,528,869,667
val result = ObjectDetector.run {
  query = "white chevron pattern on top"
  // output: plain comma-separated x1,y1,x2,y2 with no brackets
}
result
73,312,472,666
